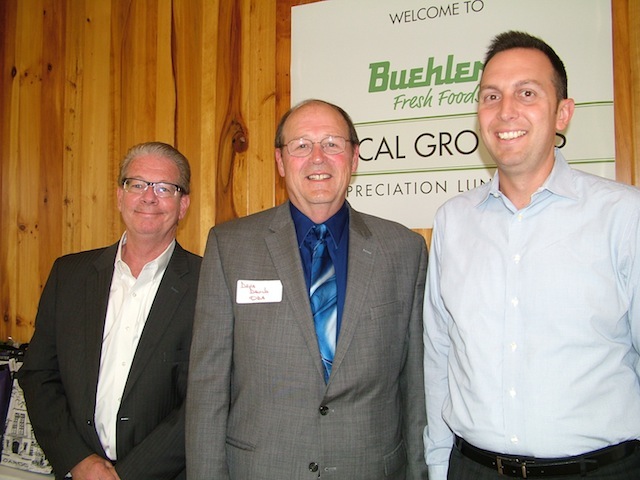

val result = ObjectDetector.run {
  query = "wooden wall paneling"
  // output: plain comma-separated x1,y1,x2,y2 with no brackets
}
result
62,0,86,255
612,0,636,185
214,0,245,224
76,0,116,251
37,0,65,338
242,0,277,216
154,1,175,143
0,1,20,339
120,0,162,145
12,1,46,340
172,0,214,256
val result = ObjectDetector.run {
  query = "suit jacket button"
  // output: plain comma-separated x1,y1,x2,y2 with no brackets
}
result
319,405,329,415
309,462,319,472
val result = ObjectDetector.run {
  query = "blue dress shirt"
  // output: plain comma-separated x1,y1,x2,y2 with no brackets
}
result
424,150,640,480
291,202,349,336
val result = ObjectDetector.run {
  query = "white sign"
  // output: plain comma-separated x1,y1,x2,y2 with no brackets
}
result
292,0,614,228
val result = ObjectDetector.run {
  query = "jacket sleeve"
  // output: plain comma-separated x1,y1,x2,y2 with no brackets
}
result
423,217,455,480
185,228,233,479
17,259,99,477
401,236,429,479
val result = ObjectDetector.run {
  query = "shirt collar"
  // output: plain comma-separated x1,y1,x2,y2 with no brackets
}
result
479,148,579,207
290,202,349,250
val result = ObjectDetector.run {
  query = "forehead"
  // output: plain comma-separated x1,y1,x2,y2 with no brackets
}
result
127,154,179,179
284,103,349,139
481,48,554,87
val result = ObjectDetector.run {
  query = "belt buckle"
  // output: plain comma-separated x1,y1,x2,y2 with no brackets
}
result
496,456,528,478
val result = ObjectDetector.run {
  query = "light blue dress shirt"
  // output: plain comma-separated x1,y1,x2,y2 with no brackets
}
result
423,150,640,480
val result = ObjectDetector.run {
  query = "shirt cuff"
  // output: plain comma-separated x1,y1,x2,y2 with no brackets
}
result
428,464,448,480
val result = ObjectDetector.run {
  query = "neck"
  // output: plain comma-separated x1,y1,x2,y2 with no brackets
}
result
121,234,174,278
499,159,555,210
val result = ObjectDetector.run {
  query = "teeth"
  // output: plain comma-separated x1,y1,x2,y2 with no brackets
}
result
498,130,526,140
308,174,330,180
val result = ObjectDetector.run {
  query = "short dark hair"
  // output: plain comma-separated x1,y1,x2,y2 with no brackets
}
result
484,31,568,102
274,99,360,149
118,142,191,194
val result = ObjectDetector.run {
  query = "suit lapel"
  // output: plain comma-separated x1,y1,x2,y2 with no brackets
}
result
123,244,190,395
331,208,376,379
265,204,327,380
85,245,118,408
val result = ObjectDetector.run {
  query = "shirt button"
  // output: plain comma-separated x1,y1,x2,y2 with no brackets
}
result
513,254,521,264
511,297,519,307
510,342,517,352
509,388,516,398
309,462,319,472
511,435,519,444
319,405,329,416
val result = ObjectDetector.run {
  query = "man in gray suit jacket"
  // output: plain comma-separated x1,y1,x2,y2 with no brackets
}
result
18,142,201,480
186,100,428,479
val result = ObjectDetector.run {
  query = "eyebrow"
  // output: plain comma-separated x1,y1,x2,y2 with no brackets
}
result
480,79,544,91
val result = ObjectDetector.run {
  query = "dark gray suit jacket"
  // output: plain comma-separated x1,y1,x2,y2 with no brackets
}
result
186,202,428,479
18,241,201,480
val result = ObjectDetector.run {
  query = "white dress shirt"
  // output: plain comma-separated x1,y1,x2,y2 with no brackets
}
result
95,233,175,460
423,150,640,480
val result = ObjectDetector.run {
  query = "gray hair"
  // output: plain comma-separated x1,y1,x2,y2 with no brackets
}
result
118,142,191,194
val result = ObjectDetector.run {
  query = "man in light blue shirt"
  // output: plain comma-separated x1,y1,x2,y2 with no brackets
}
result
424,31,640,480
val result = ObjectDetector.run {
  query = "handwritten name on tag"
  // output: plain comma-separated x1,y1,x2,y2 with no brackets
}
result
236,280,283,304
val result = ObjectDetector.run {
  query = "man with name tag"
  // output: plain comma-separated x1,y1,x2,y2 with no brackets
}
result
423,31,640,479
18,142,201,480
186,99,428,479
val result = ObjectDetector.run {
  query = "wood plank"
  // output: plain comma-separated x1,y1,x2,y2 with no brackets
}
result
14,0,45,340
243,0,277,215
0,0,20,341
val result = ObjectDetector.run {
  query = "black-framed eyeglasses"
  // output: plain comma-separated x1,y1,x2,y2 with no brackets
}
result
281,135,350,157
122,178,183,198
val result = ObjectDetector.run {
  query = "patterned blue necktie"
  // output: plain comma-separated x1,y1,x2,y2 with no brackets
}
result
307,224,337,383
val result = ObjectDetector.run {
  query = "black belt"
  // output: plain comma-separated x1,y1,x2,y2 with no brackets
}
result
455,436,640,478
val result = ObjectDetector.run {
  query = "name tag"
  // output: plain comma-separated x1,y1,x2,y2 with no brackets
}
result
236,280,283,304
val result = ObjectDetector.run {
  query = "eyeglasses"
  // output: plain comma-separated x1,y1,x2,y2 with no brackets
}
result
281,136,350,157
122,178,183,198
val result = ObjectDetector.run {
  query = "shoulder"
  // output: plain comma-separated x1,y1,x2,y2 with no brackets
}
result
174,242,203,263
52,244,115,272
572,169,640,207
350,208,426,250
206,205,286,244
216,205,282,232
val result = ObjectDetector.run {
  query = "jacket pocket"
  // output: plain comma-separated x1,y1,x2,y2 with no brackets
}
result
384,440,407,476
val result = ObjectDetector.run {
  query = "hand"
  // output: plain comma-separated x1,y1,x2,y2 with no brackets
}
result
69,454,119,480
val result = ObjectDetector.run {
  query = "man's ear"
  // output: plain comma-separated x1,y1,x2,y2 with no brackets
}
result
556,98,575,131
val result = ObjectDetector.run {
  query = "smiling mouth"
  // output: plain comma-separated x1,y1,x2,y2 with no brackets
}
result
308,173,331,180
497,130,527,140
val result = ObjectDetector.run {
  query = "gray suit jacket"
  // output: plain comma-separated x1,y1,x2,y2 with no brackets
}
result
18,242,201,480
186,202,428,479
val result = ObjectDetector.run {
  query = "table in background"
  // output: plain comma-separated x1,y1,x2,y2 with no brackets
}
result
0,465,53,479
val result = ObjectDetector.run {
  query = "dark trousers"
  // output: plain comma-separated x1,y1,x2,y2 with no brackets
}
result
448,443,640,480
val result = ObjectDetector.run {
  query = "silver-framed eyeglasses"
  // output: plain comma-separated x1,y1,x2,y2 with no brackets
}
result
282,136,350,157
122,178,184,198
